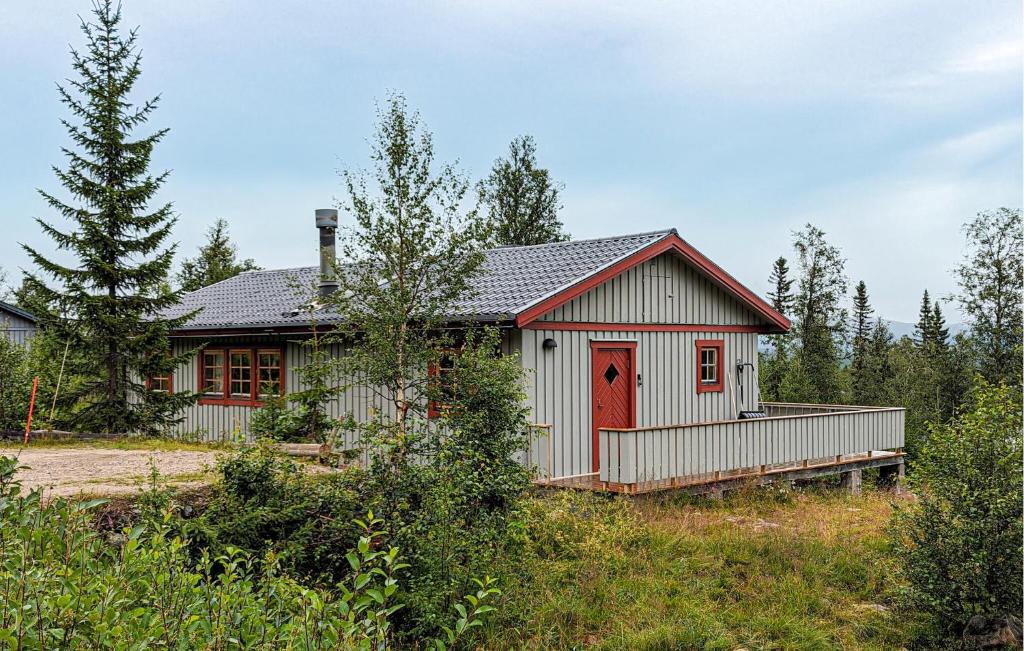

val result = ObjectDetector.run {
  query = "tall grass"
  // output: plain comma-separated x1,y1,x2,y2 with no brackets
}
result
485,486,920,650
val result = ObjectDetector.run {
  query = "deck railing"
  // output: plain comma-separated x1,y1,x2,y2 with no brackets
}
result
598,404,905,488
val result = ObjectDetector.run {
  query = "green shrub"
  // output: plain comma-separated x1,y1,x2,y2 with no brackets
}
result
187,441,365,586
891,379,1023,641
0,454,501,649
250,396,335,443
0,330,91,433
0,455,396,649
375,329,532,639
0,336,31,430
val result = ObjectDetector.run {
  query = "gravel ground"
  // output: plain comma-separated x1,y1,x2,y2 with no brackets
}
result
0,447,221,497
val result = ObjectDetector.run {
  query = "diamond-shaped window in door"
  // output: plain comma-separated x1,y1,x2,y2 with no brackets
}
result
604,363,620,385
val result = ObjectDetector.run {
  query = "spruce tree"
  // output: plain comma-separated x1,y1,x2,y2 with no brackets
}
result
480,135,568,246
761,256,795,401
915,289,934,347
850,280,874,404
19,1,193,434
930,301,950,353
857,318,894,406
767,256,795,316
786,224,847,403
176,218,261,291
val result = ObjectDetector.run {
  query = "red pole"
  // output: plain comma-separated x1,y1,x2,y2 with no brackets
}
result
24,376,39,445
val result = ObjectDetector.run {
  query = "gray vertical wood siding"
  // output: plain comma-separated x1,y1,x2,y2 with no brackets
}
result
598,407,906,484
168,330,516,446
1,312,37,347
539,251,763,326
519,327,761,479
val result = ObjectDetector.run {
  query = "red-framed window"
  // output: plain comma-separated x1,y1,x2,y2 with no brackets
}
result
695,339,724,394
427,350,458,418
199,346,284,406
146,374,173,393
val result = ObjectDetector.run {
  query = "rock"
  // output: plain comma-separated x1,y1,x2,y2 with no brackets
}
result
963,614,1023,649
853,602,888,613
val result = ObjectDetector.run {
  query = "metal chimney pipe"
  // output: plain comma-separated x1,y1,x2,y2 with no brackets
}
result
315,208,339,298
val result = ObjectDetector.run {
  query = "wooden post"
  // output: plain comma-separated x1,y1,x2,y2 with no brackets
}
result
24,376,39,444
840,469,862,495
877,461,905,494
49,339,70,427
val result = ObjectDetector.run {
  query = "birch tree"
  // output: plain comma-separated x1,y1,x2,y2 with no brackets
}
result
332,93,488,459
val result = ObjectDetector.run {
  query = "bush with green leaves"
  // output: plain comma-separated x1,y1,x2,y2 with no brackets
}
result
891,379,1022,642
362,328,531,639
0,454,500,649
0,454,389,649
186,441,365,585
0,336,31,431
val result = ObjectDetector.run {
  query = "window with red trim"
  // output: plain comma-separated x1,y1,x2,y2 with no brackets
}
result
147,374,172,393
695,339,724,393
199,347,284,406
257,349,282,398
427,351,457,418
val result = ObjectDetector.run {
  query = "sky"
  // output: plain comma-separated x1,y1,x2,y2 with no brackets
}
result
0,1,1020,322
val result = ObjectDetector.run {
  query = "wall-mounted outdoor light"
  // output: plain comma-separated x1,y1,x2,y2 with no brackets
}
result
542,337,558,350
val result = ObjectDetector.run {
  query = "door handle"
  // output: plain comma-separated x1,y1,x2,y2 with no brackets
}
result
598,399,603,409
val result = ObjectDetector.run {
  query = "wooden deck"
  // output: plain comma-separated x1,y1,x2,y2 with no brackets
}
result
536,450,904,495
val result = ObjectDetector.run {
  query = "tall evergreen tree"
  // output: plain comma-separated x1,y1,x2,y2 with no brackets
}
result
915,289,934,346
850,280,874,404
760,256,796,401
767,256,795,316
480,135,568,246
19,1,193,434
954,208,1023,386
930,301,950,353
785,224,847,403
861,318,894,406
176,218,261,291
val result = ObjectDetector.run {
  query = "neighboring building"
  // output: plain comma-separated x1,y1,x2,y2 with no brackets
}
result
0,301,37,346
162,211,905,493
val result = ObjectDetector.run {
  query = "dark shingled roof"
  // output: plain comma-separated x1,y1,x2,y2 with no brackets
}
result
163,229,675,331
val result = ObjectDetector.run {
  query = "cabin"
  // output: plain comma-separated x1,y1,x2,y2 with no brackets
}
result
162,210,905,494
0,301,37,347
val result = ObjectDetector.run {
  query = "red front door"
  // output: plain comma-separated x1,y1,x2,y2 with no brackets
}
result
591,342,637,473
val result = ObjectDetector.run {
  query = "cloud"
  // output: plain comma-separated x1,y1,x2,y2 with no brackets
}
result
947,40,1023,74
926,121,1022,169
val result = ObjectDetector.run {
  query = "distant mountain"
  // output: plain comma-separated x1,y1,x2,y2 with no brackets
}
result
882,319,969,341
757,319,969,353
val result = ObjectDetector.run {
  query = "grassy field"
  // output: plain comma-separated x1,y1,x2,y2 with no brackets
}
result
487,485,920,650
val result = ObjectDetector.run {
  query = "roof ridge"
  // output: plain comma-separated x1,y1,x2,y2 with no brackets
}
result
241,265,316,274
489,228,676,252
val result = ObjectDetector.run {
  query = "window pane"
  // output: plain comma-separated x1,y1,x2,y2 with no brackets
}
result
231,351,251,397
258,351,281,397
150,376,170,392
700,347,718,383
204,352,224,394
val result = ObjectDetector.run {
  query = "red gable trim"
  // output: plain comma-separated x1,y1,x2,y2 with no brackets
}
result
513,233,791,332
523,322,768,334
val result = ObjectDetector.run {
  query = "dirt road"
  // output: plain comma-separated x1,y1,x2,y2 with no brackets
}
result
0,446,220,497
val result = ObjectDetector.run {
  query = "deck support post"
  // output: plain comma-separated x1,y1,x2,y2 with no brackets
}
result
877,460,905,494
840,469,862,495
